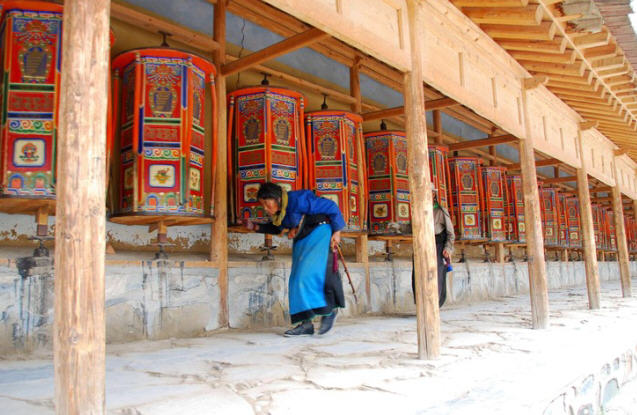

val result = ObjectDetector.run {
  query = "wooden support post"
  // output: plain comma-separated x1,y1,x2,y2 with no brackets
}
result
54,1,110,413
519,89,549,329
350,56,371,307
406,0,440,359
36,207,49,237
576,131,600,309
433,110,443,145
213,0,229,326
611,165,632,297
562,249,569,262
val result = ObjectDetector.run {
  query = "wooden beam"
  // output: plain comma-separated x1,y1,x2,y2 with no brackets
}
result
512,50,576,65
519,89,549,329
498,38,567,54
542,175,577,184
572,30,611,49
523,75,549,90
519,60,586,77
405,0,440,360
611,180,632,297
614,149,628,157
462,5,543,26
448,134,518,151
481,22,557,41
580,120,599,130
507,157,561,170
361,98,458,121
221,28,329,76
213,0,229,327
426,97,459,111
54,0,110,413
452,0,529,7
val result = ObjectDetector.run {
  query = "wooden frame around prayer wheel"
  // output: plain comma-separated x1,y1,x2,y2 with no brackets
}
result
447,157,483,240
227,86,306,224
109,48,217,227
365,129,409,235
306,110,367,232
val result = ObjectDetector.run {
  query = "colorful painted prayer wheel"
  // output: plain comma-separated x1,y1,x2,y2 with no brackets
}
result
605,209,617,252
447,157,483,240
591,204,604,250
305,110,366,232
506,175,525,243
540,187,559,247
109,48,217,225
428,145,450,211
480,166,509,242
0,1,63,216
227,86,306,224
365,129,409,235
565,196,581,249
557,192,569,247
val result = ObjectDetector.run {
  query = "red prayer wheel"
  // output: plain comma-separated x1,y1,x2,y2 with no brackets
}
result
480,166,509,242
565,196,581,249
365,129,409,235
305,110,366,232
605,209,617,252
428,145,450,211
448,157,483,240
0,2,63,212
591,203,604,250
557,192,569,247
540,187,559,247
109,48,217,224
506,175,525,243
227,86,306,224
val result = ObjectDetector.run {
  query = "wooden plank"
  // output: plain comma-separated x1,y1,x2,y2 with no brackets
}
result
611,180,632,297
481,22,557,41
507,157,560,170
213,0,229,327
405,0,440,360
519,90,549,329
54,1,110,413
361,97,458,121
222,28,329,76
462,5,543,26
448,134,518,151
452,0,529,7
511,50,576,65
542,175,576,184
523,75,549,90
498,38,567,53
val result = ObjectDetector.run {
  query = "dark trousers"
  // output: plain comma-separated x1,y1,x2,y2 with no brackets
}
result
411,233,447,308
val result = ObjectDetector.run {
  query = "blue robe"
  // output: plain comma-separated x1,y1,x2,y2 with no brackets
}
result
257,190,346,323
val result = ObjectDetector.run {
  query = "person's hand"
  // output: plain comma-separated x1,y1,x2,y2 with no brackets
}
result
442,249,451,260
330,231,341,251
287,227,298,239
242,218,255,231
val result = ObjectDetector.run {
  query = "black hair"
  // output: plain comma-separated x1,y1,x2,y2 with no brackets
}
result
257,182,282,201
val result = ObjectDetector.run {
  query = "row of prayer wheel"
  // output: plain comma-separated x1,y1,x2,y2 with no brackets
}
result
1,2,635,255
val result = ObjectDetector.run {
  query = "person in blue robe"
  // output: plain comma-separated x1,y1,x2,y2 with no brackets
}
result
243,182,346,336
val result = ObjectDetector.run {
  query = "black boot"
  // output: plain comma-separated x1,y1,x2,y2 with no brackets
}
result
318,310,338,335
284,320,314,337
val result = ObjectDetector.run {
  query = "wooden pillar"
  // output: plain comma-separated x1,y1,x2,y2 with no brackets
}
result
405,0,440,359
575,131,600,309
350,56,371,307
213,0,229,326
54,1,110,413
433,110,443,145
519,89,549,329
611,162,632,297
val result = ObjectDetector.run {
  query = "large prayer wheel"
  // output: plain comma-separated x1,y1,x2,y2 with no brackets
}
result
306,110,366,232
0,1,63,216
365,129,409,235
227,86,306,224
591,203,604,250
428,145,450,211
557,192,569,247
480,166,509,242
109,48,217,225
506,175,525,243
565,196,581,249
605,209,617,252
540,187,559,247
448,157,483,240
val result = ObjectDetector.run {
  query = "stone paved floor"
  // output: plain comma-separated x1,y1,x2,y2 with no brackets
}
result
1,278,636,415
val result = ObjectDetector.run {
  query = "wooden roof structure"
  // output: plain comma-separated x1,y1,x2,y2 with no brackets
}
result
450,0,637,161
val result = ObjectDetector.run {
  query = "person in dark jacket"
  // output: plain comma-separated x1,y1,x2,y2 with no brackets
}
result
244,182,346,336
412,183,455,307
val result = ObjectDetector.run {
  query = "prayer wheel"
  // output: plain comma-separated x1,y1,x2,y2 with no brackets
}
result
506,175,525,243
0,2,63,217
227,86,306,224
447,157,483,240
305,110,366,232
591,204,604,250
540,187,560,247
365,129,409,235
565,196,581,249
605,209,617,252
480,166,509,242
557,192,569,247
428,145,450,211
625,215,637,254
109,48,217,228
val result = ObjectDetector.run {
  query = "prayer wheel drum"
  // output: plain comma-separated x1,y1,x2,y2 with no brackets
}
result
109,48,217,225
480,166,509,242
428,145,450,211
557,192,569,247
506,175,525,243
591,204,604,250
447,157,483,240
0,1,64,217
305,110,367,232
565,196,582,249
540,187,560,247
605,209,617,252
365,129,409,235
227,86,306,224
